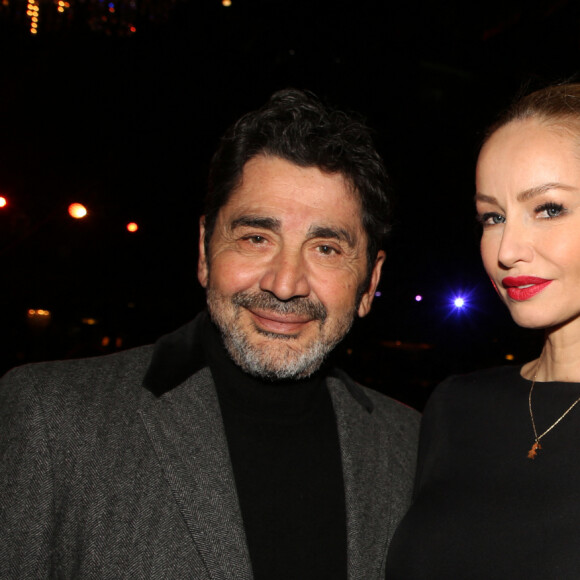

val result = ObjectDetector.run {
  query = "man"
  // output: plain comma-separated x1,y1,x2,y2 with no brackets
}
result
1,89,419,579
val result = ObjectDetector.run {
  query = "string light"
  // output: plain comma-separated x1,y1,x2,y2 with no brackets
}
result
57,1,71,14
4,1,180,37
26,0,39,35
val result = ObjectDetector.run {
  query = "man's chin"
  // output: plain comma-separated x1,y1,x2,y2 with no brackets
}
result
252,327,299,341
226,337,326,381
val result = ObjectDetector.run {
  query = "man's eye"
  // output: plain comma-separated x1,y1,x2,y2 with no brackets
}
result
244,235,265,244
318,244,338,255
477,212,505,226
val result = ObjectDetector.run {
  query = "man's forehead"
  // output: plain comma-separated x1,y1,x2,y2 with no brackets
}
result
235,155,355,197
223,156,361,213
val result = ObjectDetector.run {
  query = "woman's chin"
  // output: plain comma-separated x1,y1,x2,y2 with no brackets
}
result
507,310,550,330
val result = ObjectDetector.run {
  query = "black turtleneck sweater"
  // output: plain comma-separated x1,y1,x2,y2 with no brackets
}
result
202,318,347,580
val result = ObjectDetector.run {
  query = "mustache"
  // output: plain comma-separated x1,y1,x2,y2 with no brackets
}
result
232,291,327,322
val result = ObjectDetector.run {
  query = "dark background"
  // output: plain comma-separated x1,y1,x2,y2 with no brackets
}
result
1,0,577,409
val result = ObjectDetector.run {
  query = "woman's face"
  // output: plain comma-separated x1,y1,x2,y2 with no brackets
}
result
476,117,580,330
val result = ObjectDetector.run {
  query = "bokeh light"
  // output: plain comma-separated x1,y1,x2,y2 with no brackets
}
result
126,222,139,232
68,203,88,219
448,291,471,313
27,308,52,328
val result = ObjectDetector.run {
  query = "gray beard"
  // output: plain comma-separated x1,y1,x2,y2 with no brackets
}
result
207,289,353,381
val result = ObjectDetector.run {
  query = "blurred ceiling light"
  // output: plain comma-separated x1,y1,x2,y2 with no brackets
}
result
68,203,88,219
222,0,232,6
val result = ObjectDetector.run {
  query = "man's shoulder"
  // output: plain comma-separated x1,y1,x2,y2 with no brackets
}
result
328,373,420,481
361,384,421,423
4,343,154,380
358,387,421,453
0,344,156,407
328,368,420,423
327,369,420,449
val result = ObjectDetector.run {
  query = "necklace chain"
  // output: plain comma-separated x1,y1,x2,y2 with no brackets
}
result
527,351,580,459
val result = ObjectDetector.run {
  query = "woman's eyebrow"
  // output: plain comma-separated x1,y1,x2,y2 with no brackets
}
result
475,183,576,204
474,193,497,204
516,182,575,202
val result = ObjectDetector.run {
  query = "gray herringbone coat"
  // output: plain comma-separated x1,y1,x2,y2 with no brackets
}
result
0,313,420,579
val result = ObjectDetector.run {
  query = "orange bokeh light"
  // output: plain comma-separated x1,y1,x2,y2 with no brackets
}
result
126,222,138,232
68,203,87,219
0,196,7,208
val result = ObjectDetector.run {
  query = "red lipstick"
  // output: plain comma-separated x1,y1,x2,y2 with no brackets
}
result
502,276,553,301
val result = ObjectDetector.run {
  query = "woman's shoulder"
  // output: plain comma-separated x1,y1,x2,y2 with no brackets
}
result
426,365,523,410
439,364,522,390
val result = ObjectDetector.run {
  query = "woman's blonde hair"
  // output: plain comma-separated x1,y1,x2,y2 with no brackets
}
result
484,83,580,143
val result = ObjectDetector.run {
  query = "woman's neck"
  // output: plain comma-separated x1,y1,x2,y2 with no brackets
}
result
523,324,580,382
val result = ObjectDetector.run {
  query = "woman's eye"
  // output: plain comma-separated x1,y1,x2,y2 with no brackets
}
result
536,203,565,219
478,212,505,226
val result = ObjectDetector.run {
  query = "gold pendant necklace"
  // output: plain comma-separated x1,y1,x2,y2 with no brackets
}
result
527,351,580,459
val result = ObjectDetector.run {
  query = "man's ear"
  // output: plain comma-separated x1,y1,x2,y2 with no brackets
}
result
357,250,386,318
197,216,209,288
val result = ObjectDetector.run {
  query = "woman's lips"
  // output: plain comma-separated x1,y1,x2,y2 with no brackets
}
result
248,309,314,334
502,276,553,301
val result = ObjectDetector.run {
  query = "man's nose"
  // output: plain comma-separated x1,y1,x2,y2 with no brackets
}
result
259,247,311,301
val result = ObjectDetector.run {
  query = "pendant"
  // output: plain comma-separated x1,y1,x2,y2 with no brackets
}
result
527,441,542,459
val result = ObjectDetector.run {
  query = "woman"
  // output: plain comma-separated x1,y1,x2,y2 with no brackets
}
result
386,84,580,578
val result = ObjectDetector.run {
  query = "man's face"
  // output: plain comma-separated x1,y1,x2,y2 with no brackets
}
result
198,155,384,380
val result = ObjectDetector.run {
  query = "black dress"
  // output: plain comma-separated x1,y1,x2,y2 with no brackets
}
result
386,365,580,579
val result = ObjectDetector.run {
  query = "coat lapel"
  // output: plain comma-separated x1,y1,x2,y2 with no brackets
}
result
138,367,253,580
328,376,394,580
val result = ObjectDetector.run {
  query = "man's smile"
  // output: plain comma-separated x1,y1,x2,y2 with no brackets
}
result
248,308,317,335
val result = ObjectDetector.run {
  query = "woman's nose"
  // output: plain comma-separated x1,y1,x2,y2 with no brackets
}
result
497,221,534,268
